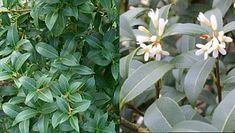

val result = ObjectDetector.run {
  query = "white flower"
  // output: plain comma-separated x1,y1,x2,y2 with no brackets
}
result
210,15,217,30
150,44,169,61
197,12,211,26
210,37,226,58
148,8,159,29
195,41,212,60
197,13,217,30
137,43,153,61
234,2,235,8
158,18,168,37
218,31,233,43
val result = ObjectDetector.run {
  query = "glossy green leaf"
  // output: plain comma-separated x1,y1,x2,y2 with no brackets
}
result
36,42,59,59
56,97,69,113
19,120,30,133
69,116,80,132
184,58,215,104
52,111,69,128
223,21,235,34
120,61,174,107
144,97,186,132
74,65,94,75
38,89,53,103
72,100,91,114
15,53,31,71
7,25,19,45
171,120,219,132
37,115,49,133
212,89,235,131
0,72,12,80
13,108,38,126
45,12,58,30
2,103,20,118
19,76,37,90
69,82,83,93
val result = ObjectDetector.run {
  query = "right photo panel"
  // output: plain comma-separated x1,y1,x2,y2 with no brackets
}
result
120,0,235,132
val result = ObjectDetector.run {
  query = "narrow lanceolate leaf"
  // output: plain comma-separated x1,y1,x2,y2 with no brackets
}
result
56,97,69,113
38,89,53,103
7,25,19,45
52,111,68,128
212,89,235,132
13,108,38,126
120,61,174,107
19,76,37,90
223,21,235,34
74,65,94,75
37,115,49,133
45,12,58,30
19,120,30,133
163,23,208,37
72,100,91,114
144,97,186,132
36,42,58,59
69,116,80,132
2,103,20,118
15,53,31,71
223,68,235,84
184,58,215,105
171,120,219,132
0,72,12,80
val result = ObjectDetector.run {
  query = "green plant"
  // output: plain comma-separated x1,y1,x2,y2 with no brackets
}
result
120,0,235,132
0,0,118,132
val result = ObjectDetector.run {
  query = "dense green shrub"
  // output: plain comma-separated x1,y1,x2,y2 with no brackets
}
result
0,0,118,132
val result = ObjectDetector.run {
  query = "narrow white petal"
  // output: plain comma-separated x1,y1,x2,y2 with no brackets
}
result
210,15,217,30
195,49,204,56
219,47,226,55
136,35,151,43
155,53,161,61
204,52,209,60
196,44,205,48
138,26,151,35
234,2,235,8
158,18,167,36
225,37,233,42
161,50,170,56
140,43,147,48
150,35,157,42
144,52,150,61
213,50,219,58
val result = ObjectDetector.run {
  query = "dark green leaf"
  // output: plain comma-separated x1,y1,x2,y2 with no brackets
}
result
36,42,59,59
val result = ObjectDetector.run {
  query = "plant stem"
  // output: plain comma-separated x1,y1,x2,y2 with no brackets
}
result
0,9,31,14
215,57,222,103
127,103,144,116
155,80,161,99
120,117,149,132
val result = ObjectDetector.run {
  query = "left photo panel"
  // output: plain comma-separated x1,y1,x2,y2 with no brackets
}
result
0,0,119,132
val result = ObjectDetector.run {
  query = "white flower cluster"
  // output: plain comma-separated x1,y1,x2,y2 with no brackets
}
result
136,8,169,61
195,12,233,60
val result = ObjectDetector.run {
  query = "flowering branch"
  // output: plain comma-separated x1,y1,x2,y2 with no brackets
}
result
215,57,222,103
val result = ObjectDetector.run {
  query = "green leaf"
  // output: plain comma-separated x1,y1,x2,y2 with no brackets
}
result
37,115,49,133
223,21,235,34
45,12,58,30
38,89,53,103
56,97,69,113
72,100,91,114
69,82,83,93
69,116,80,132
223,68,235,84
61,55,79,66
19,120,30,133
69,93,82,102
13,108,38,126
15,53,31,71
7,25,19,45
52,111,69,128
161,86,185,103
212,89,235,131
59,74,69,90
41,103,57,114
100,0,111,10
212,0,233,16
111,62,118,80
164,23,208,37
19,76,37,90
184,58,215,104
0,72,12,80
144,97,186,132
74,65,94,75
36,42,58,59
171,120,219,132
2,103,20,118
25,91,37,103
120,61,174,107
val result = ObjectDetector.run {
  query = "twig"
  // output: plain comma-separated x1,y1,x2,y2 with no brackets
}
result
120,117,149,132
155,80,161,99
215,57,222,103
127,103,144,116
0,9,31,14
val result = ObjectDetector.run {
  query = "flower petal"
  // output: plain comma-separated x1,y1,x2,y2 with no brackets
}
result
161,50,169,56
210,15,217,30
219,47,226,55
195,49,204,56
204,52,209,60
155,53,161,61
144,52,150,61
225,36,233,43
196,44,205,48
213,50,219,58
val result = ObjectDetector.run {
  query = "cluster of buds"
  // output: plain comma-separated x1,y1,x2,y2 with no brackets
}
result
195,12,233,60
136,8,169,61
